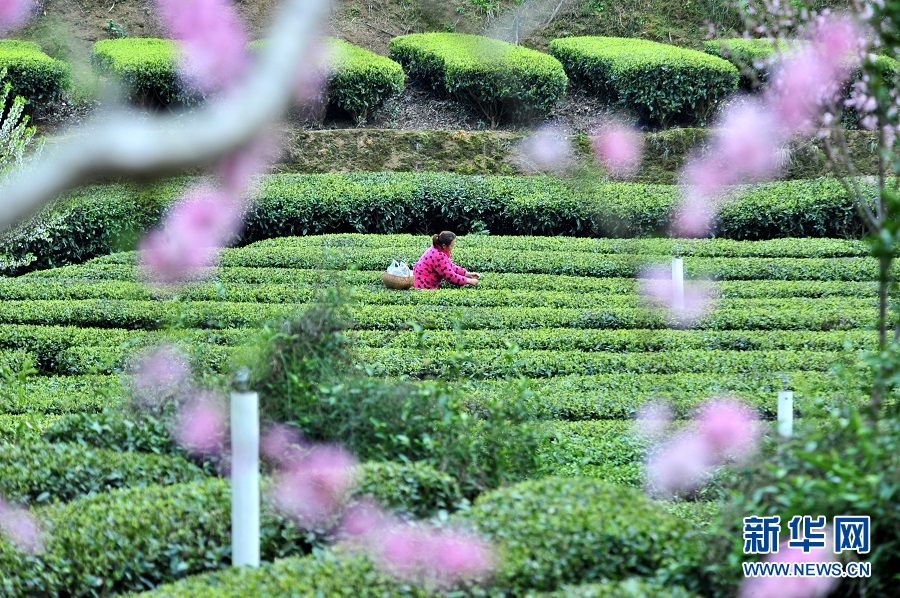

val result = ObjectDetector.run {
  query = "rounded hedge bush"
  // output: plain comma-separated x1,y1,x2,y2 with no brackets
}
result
549,36,738,126
0,39,70,104
91,38,198,106
0,457,466,596
389,33,567,125
463,477,716,594
249,37,404,122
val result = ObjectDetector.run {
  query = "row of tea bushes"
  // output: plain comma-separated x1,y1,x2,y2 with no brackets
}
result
704,38,900,89
0,461,462,597
142,478,717,597
90,33,737,125
1,174,871,275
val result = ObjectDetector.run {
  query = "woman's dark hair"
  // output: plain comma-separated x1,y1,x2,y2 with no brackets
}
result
432,231,456,248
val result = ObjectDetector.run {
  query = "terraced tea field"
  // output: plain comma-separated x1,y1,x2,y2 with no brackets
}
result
0,233,885,594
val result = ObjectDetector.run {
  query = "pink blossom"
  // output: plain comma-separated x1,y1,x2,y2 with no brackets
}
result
740,540,838,598
340,499,393,540
294,39,331,106
139,188,243,285
716,100,783,182
638,265,714,321
218,135,279,196
696,398,760,460
647,431,715,496
0,0,31,30
155,0,249,93
373,525,494,586
0,497,43,554
813,16,862,65
129,344,190,405
673,192,715,237
592,123,644,177
174,393,228,455
635,401,673,436
683,158,730,201
769,47,839,131
518,125,574,173
261,424,304,464
271,445,357,526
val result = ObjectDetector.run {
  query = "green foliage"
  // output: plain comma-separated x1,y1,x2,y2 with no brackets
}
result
0,460,474,597
729,405,900,597
549,36,738,126
463,477,719,595
42,409,176,455
0,174,876,274
0,39,69,104
702,38,800,87
0,440,206,505
0,374,123,414
0,178,187,275
355,460,463,517
250,37,405,123
140,548,431,598
389,33,567,125
535,579,700,597
91,38,200,106
248,291,543,496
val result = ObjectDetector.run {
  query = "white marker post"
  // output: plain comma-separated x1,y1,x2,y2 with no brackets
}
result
231,368,260,567
777,389,794,438
672,256,685,312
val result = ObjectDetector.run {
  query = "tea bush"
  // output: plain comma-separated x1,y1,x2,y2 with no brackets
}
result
389,33,567,124
250,37,404,122
0,39,69,104
549,37,737,126
91,38,198,106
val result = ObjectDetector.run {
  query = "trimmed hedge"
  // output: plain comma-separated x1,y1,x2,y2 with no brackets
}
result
389,33,567,124
704,38,900,90
251,37,404,122
1,174,877,274
0,461,467,596
0,440,207,504
0,39,70,104
536,579,700,597
141,548,431,598
549,37,738,126
25,262,884,298
0,298,879,333
537,420,650,486
91,38,200,106
464,477,715,594
470,370,855,420
0,178,187,276
0,374,124,414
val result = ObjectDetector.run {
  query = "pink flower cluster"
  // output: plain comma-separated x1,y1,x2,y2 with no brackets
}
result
271,444,358,525
637,265,714,323
261,426,495,587
173,392,229,456
591,122,644,178
645,398,760,497
0,496,42,554
155,0,249,93
677,16,864,236
129,343,190,405
139,187,243,285
0,0,31,31
341,500,495,587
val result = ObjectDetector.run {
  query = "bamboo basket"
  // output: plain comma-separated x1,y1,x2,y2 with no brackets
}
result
382,272,414,290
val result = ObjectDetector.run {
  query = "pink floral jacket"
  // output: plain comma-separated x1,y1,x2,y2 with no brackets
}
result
413,246,467,289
